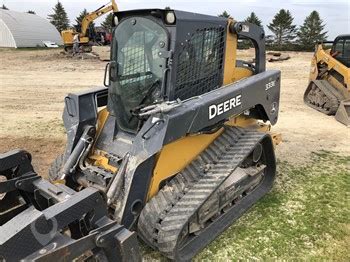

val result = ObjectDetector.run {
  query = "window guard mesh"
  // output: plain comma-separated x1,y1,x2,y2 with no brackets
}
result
174,27,225,100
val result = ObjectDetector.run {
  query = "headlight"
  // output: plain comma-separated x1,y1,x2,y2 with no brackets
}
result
165,11,176,24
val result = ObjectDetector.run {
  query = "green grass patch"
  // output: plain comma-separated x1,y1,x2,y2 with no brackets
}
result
143,152,350,260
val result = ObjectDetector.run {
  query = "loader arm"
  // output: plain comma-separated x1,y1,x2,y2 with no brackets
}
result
80,0,119,37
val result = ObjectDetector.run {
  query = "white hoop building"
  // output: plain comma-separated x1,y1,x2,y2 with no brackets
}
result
0,9,62,48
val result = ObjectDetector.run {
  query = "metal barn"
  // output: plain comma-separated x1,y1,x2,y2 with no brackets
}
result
0,9,63,48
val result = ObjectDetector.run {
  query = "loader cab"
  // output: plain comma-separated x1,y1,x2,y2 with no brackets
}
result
107,9,266,134
332,35,350,67
107,9,229,133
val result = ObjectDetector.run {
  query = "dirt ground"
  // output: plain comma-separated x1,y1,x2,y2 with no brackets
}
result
0,48,349,174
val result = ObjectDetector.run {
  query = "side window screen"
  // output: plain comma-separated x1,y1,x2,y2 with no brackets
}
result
334,38,350,67
334,39,344,53
342,39,350,67
174,27,225,100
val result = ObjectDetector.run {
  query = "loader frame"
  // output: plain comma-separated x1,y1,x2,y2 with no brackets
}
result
305,34,350,125
62,69,280,227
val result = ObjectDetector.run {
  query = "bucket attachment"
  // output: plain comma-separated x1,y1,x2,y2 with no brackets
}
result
335,99,350,126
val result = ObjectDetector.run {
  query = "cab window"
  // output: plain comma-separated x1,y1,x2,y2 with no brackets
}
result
333,37,350,67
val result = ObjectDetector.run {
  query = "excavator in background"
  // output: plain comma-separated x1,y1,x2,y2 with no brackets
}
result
1,9,281,261
61,0,118,52
304,35,350,126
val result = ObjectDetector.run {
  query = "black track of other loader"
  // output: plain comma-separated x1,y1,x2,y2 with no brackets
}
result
304,80,344,115
138,127,276,260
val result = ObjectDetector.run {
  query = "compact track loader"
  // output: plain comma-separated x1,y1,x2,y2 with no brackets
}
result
0,9,281,261
304,35,350,126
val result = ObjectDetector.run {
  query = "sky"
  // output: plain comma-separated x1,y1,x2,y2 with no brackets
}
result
2,0,349,39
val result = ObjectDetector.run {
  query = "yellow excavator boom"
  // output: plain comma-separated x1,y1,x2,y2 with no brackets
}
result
80,0,119,37
61,0,118,51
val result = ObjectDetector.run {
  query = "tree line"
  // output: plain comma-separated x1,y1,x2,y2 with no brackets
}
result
2,2,328,52
218,9,328,51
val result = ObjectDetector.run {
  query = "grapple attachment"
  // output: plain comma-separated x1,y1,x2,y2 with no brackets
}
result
0,150,141,262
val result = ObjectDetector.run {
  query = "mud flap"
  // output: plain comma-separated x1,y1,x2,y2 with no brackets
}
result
335,99,350,126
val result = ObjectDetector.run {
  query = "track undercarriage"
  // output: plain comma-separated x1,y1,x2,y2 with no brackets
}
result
138,127,276,260
304,80,350,125
304,80,343,115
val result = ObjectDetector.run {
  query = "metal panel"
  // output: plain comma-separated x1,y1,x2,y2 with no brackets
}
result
0,9,63,48
0,19,16,47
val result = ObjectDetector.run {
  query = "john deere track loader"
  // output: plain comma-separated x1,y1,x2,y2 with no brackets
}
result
0,9,281,261
304,35,350,126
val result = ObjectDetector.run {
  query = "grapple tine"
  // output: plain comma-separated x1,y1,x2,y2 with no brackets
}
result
0,149,33,174
0,149,37,226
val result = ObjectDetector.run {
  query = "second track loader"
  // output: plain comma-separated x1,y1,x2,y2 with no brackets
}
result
0,9,281,261
304,35,350,126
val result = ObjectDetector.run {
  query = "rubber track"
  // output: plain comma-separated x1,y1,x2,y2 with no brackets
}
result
138,127,268,260
304,80,343,115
